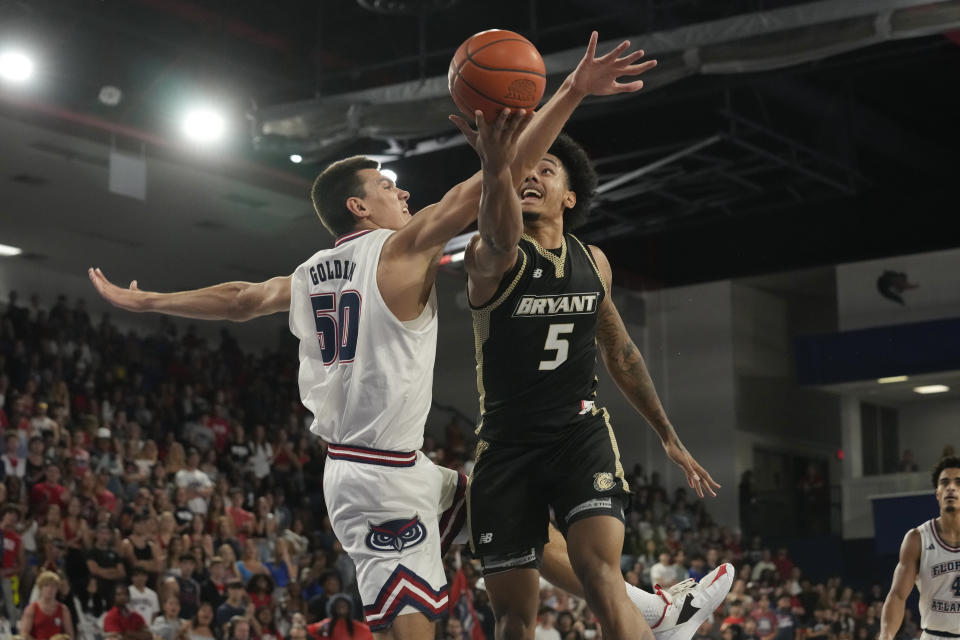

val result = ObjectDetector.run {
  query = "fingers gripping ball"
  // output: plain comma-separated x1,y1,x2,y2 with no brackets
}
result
448,29,546,122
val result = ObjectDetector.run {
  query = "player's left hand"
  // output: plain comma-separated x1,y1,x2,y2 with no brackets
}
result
88,267,151,312
569,31,657,97
449,107,533,173
663,439,721,498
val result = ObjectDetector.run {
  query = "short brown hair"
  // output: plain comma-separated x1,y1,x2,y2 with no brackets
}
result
310,156,379,236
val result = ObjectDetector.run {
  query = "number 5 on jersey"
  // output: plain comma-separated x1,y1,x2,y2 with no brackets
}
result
539,323,574,370
310,291,362,365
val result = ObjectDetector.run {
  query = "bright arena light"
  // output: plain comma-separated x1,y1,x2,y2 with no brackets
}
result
877,375,909,384
913,384,949,395
289,154,303,164
381,168,398,183
0,50,34,83
0,243,23,257
181,107,227,143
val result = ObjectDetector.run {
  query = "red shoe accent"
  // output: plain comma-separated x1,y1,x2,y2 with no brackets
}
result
708,564,729,587
650,585,671,629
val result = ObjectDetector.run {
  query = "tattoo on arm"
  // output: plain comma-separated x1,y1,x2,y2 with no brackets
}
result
596,300,679,446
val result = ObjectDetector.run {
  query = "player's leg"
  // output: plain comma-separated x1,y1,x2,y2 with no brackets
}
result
469,440,549,640
376,612,436,640
484,567,541,640
541,523,735,640
548,411,649,639
326,452,449,639
567,514,651,640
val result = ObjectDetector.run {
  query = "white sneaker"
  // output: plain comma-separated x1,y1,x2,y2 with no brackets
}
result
650,563,735,640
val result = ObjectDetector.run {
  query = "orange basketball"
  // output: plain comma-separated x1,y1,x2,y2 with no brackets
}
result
448,29,546,122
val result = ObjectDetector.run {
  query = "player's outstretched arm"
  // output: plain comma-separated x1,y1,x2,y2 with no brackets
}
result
449,109,530,300
589,245,720,498
512,31,656,176
390,32,658,263
879,529,920,640
88,267,291,322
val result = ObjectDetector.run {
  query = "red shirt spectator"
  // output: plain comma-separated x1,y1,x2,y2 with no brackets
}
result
2,506,24,576
30,463,67,515
103,584,148,636
774,549,794,580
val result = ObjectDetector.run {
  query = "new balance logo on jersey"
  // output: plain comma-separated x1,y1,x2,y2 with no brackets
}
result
513,292,599,317
532,268,543,278
479,532,493,544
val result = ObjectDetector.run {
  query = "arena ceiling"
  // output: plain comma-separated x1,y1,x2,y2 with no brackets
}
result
2,0,960,291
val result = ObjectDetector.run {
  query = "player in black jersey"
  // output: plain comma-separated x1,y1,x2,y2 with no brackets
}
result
458,106,723,637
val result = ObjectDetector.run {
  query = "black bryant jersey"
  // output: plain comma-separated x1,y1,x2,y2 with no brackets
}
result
471,232,608,444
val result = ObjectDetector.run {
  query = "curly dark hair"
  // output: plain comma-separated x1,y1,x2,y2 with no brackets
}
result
310,156,379,237
932,456,960,488
547,133,598,230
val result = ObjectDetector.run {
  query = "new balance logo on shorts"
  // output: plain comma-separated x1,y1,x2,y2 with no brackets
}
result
479,532,493,544
365,516,427,552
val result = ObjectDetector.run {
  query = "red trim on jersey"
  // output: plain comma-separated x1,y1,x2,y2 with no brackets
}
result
335,229,374,246
930,519,960,552
326,443,417,467
363,564,448,631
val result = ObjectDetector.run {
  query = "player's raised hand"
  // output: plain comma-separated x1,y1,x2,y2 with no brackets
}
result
88,267,150,312
663,439,721,498
449,107,533,173
569,31,657,97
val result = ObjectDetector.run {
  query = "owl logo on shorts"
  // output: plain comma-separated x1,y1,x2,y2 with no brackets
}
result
593,472,615,491
365,515,428,552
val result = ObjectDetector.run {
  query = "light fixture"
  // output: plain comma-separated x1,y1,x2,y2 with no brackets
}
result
0,243,23,257
0,50,34,83
181,107,227,144
380,168,398,183
878,375,909,384
289,154,303,164
913,385,949,395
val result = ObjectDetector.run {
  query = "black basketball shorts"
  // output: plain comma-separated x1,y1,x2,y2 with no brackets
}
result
467,408,629,574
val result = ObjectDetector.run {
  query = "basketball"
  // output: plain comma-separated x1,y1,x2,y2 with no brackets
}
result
448,29,546,122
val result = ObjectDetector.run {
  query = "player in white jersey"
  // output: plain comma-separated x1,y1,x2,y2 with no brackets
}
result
90,32,684,640
880,456,960,640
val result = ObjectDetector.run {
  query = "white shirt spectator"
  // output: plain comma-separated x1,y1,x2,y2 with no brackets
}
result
534,625,561,640
250,443,273,480
650,559,678,588
175,467,213,514
1,453,25,478
129,584,160,624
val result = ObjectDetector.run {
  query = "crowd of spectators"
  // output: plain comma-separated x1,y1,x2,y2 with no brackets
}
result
0,291,919,640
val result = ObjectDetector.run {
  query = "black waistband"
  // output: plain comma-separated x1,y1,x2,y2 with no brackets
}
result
923,629,960,638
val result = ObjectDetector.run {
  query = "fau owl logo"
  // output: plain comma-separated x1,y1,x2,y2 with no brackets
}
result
365,516,427,552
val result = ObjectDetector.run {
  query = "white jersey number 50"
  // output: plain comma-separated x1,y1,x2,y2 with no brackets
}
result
539,323,574,371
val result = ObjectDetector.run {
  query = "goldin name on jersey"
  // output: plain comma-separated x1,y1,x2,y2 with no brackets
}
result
309,259,357,285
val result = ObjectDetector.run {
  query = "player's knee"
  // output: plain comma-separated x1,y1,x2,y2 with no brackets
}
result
496,612,536,640
575,555,621,595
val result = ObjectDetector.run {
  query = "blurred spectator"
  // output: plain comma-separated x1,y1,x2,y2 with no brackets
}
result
751,595,778,640
897,450,918,472
306,593,373,640
150,595,185,640
127,567,159,625
535,605,561,640
102,584,149,639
